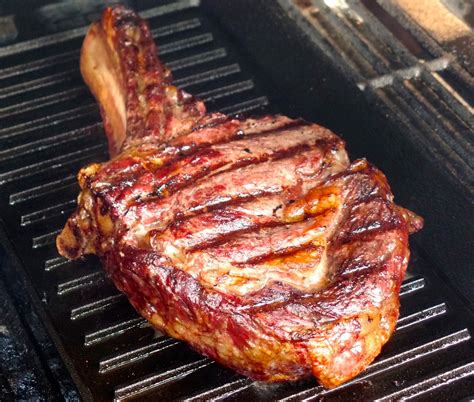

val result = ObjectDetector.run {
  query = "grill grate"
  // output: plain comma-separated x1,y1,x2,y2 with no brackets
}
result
288,0,473,197
0,1,473,401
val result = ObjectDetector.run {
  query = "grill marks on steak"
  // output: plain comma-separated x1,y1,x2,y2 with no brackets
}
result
56,5,423,389
61,116,348,259
151,122,322,197
171,115,298,151
118,120,321,206
185,218,334,294
99,118,347,253
91,115,301,210
245,164,409,329
165,161,397,297
160,195,303,252
126,146,341,233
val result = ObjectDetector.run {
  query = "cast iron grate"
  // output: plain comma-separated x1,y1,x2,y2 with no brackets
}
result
0,1,473,401
287,0,473,197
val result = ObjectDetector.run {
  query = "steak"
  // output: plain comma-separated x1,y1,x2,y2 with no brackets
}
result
56,6,423,388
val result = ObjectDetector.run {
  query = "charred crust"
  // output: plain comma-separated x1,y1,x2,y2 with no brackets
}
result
272,204,283,215
99,202,109,216
70,220,85,241
63,245,80,258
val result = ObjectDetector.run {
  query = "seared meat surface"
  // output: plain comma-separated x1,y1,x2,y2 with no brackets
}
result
57,6,423,388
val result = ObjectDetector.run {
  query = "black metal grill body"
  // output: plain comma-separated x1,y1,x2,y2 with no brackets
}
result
0,0,473,400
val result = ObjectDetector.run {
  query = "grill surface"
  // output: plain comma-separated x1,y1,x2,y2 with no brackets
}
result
0,0,473,400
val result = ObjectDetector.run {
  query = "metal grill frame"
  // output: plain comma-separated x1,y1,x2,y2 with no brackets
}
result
0,0,473,400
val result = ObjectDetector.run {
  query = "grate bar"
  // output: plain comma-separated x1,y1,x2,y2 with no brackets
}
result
174,63,240,88
378,361,474,401
0,143,105,185
359,0,431,60
375,0,443,59
316,0,471,142
70,293,126,320
347,0,419,66
167,48,227,71
151,18,201,38
160,33,214,56
139,1,199,20
197,80,255,102
0,26,87,58
183,378,253,401
44,256,72,272
0,50,78,81
84,317,148,347
396,303,448,331
21,199,76,227
9,175,76,205
282,329,471,400
220,96,269,115
375,0,474,99
378,85,464,165
32,229,62,249
316,0,394,75
0,69,77,100
57,271,105,296
0,123,101,161
0,87,86,119
399,277,426,296
0,103,97,140
0,0,199,58
401,80,473,165
443,63,474,106
0,33,212,102
429,71,474,126
416,73,474,142
292,1,365,81
357,57,450,90
99,338,180,374
308,1,382,78
114,358,213,401
0,18,202,81
378,86,474,193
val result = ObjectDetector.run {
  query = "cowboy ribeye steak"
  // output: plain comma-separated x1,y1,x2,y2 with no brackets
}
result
56,6,423,388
